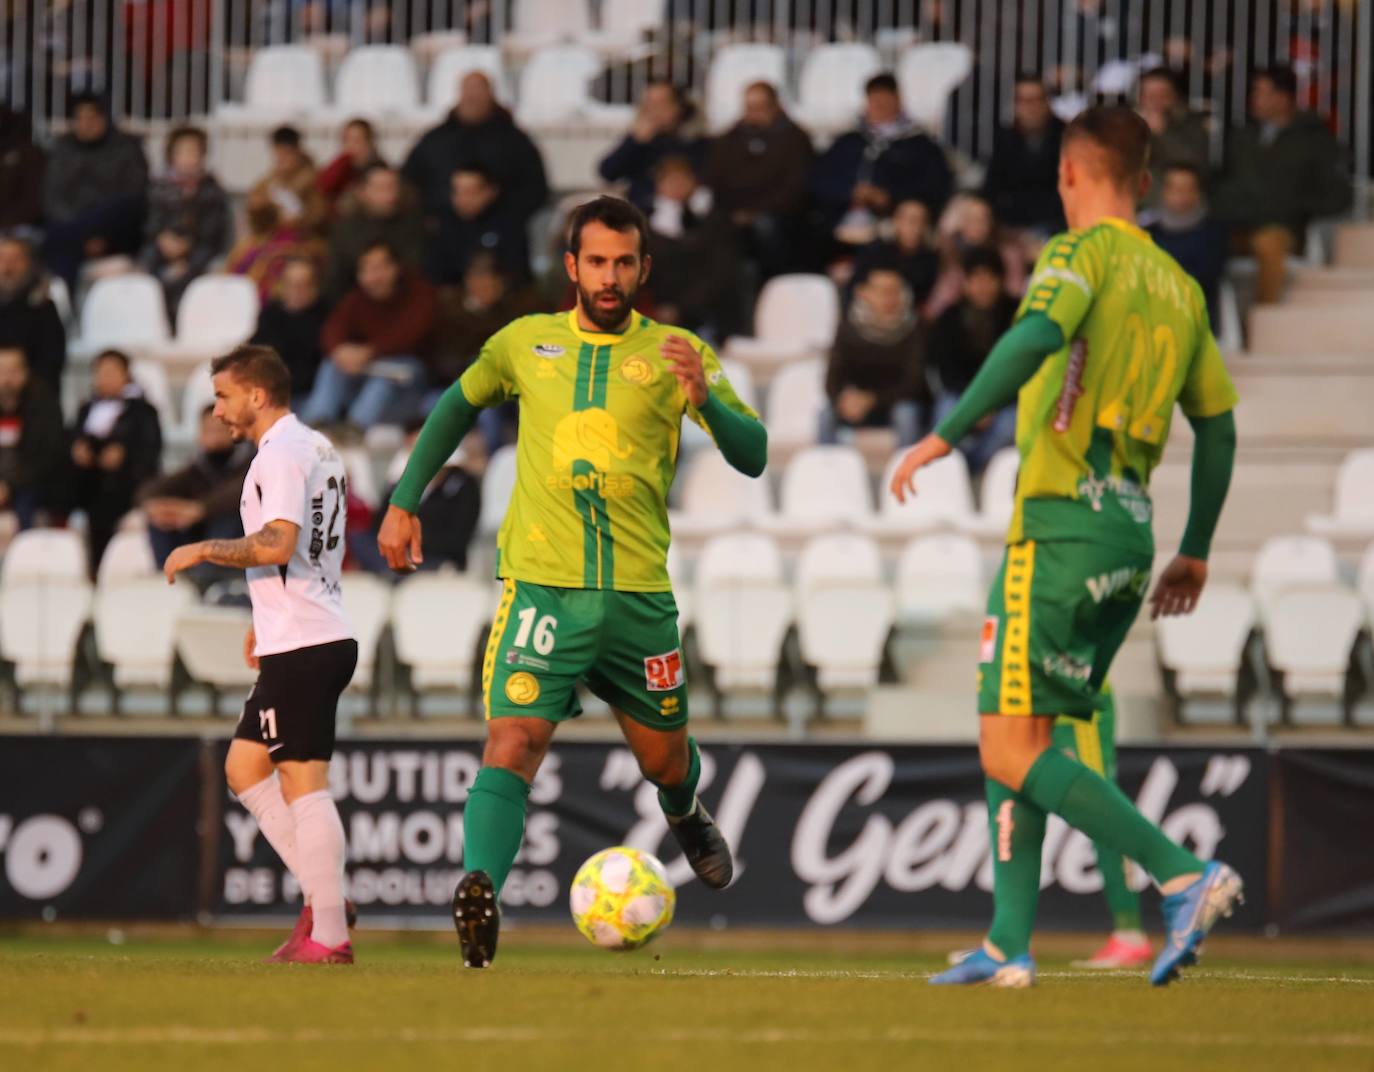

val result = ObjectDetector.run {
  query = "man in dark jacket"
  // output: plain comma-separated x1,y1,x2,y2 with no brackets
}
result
250,256,328,400
324,164,427,299
424,165,531,287
0,345,66,530
810,73,953,242
982,75,1065,235
1137,66,1211,211
0,236,66,394
598,80,704,212
1214,63,1352,304
703,81,813,280
0,106,45,231
41,92,149,289
67,349,163,574
402,71,549,227
1147,164,1228,324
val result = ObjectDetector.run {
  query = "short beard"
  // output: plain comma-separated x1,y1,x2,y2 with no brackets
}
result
577,281,637,332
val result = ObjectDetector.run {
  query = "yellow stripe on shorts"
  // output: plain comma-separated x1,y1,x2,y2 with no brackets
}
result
999,541,1036,716
481,578,517,719
1073,711,1106,774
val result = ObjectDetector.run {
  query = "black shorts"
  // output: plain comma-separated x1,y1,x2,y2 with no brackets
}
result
233,639,358,762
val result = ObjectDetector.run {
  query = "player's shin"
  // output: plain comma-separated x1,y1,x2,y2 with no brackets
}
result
290,789,349,949
237,775,308,901
654,735,700,819
463,766,532,896
1019,748,1204,887
984,779,1047,961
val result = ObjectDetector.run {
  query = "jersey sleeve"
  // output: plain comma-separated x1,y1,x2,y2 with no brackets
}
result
457,321,519,408
1178,323,1240,419
257,449,308,529
687,340,759,434
1017,228,1107,343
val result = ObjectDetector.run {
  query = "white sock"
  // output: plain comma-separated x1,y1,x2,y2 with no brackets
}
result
237,777,310,903
290,789,349,949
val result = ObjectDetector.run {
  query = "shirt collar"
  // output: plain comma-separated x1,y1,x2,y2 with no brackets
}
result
1101,216,1153,243
567,307,642,345
258,411,296,448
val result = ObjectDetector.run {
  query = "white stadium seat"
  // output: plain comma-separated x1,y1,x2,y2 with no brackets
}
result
329,46,421,118
504,0,595,57
341,573,391,693
1359,543,1374,617
669,449,772,539
479,445,519,540
130,360,176,439
424,45,509,117
74,274,170,360
706,43,787,132
515,46,626,127
894,534,986,625
795,43,883,131
176,363,217,447
97,531,157,586
175,605,258,698
95,578,194,691
1155,582,1256,698
862,450,975,537
667,542,691,630
760,445,872,537
896,42,974,134
794,534,895,691
723,274,840,377
693,533,793,694
579,0,666,58
339,447,380,512
1264,583,1363,704
2,529,87,584
0,530,91,690
971,447,1019,537
159,275,259,365
391,573,495,701
761,359,826,455
216,46,327,123
1306,448,1374,538
1251,535,1340,621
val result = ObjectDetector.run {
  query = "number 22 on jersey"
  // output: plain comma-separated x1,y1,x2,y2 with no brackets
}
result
1097,313,1179,446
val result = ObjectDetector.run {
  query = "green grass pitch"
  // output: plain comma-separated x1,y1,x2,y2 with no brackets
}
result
2,930,1372,1071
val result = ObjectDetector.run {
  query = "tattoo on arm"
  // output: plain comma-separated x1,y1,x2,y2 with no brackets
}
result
201,522,296,569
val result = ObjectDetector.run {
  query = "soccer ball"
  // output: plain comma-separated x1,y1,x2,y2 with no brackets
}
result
569,846,675,951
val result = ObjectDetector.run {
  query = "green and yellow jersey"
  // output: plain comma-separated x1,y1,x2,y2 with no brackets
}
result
1009,218,1239,554
456,310,757,592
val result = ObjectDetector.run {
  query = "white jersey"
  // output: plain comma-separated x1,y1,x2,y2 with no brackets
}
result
240,413,354,657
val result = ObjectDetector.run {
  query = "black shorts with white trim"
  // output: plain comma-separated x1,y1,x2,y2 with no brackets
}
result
234,638,358,762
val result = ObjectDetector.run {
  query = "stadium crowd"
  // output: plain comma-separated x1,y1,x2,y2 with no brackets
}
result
0,57,1353,580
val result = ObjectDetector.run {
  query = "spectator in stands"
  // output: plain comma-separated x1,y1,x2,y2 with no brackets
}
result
0,106,45,231
67,349,163,574
848,199,940,309
138,405,252,576
1147,163,1227,324
646,156,741,340
226,199,322,303
926,247,1018,473
0,235,66,394
324,164,425,298
703,81,814,282
926,192,1026,317
316,117,385,220
982,74,1065,236
599,80,704,212
304,240,437,430
403,71,549,228
250,256,328,401
810,73,953,249
0,345,65,530
820,262,928,447
247,125,326,238
1136,67,1210,209
136,126,230,321
41,92,149,290
1214,63,1352,305
424,165,531,288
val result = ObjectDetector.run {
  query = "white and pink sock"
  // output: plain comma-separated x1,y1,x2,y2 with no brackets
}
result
289,789,349,949
237,776,311,904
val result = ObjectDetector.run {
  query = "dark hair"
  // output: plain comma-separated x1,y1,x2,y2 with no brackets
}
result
865,73,900,97
961,245,1006,278
1162,160,1205,184
359,162,396,184
210,344,291,407
0,231,34,258
94,348,132,372
645,78,696,123
69,90,107,117
343,116,376,141
200,403,217,420
454,162,496,186
654,154,697,180
566,195,649,258
1063,105,1151,187
1014,72,1047,90
853,249,903,286
165,125,208,164
270,124,302,148
281,254,319,277
744,80,779,104
1139,66,1187,100
1255,63,1298,99
359,238,399,263
465,252,508,283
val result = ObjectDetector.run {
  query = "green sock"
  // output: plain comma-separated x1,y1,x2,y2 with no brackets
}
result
984,778,1047,961
463,766,531,896
1020,747,1204,886
654,736,701,819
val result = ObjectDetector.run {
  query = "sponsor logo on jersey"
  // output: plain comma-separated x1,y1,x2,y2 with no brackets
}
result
621,355,655,386
979,617,1000,663
644,649,684,692
1042,652,1092,683
659,695,681,718
707,368,723,386
505,672,541,705
547,409,636,498
1052,338,1087,432
1085,566,1150,604
533,344,566,358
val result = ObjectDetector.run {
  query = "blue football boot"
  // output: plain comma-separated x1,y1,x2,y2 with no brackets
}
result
1150,861,1244,987
929,948,1035,988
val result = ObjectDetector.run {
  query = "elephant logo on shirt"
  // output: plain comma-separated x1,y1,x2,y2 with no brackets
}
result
551,409,633,472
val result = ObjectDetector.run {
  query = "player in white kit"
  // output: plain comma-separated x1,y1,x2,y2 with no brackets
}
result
164,344,359,965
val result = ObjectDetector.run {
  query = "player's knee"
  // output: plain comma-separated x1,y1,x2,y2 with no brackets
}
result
224,753,260,797
978,734,1042,791
482,721,547,780
637,748,688,787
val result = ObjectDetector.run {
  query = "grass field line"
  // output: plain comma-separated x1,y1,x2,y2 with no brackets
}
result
2,1025,1372,1049
644,966,1374,986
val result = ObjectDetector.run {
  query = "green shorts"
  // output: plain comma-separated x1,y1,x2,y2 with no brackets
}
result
481,579,688,730
977,540,1151,719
